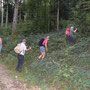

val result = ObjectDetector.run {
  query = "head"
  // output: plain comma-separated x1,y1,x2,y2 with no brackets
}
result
46,36,50,40
71,26,74,29
22,39,27,44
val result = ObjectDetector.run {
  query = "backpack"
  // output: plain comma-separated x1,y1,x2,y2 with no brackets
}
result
38,38,45,46
65,28,70,36
14,43,21,54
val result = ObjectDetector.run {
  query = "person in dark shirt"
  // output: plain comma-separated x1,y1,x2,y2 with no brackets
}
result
69,26,78,45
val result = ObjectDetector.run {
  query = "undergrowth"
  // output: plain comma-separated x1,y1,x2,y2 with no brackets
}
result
0,32,90,90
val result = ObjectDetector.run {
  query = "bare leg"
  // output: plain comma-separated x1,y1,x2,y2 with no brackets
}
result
38,52,43,59
42,52,45,60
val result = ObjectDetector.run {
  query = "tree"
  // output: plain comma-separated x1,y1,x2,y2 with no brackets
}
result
71,0,90,35
12,0,19,39
5,0,9,31
1,0,4,28
56,0,59,31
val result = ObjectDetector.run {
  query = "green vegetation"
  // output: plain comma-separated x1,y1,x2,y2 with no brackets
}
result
0,31,90,89
0,0,90,89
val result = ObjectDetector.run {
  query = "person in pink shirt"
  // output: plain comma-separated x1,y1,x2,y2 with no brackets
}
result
0,38,2,54
38,36,50,60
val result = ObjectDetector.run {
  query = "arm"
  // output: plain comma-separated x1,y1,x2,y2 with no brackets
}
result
74,28,78,32
1,44,2,48
0,38,2,48
25,47,32,51
1,41,2,48
45,42,48,52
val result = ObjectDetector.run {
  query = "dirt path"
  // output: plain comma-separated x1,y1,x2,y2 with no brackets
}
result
0,64,41,90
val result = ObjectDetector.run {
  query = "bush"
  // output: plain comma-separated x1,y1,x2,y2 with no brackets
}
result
0,31,89,89
59,20,74,29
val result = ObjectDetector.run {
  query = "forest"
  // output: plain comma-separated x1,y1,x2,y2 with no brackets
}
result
0,0,90,90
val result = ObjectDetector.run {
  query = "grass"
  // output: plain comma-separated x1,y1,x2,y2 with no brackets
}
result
0,31,90,90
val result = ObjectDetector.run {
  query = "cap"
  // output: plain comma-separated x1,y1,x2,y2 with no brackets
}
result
22,39,27,42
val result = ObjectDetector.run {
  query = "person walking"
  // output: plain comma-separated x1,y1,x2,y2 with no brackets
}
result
65,28,70,44
69,26,78,45
0,38,2,54
16,39,32,72
38,36,50,60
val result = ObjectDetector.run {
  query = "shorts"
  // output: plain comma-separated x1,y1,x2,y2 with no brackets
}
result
40,46,45,52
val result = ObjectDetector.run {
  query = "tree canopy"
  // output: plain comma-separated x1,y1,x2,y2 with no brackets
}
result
0,0,90,36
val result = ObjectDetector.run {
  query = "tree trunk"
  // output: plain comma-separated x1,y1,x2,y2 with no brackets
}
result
23,0,27,21
12,0,19,40
44,0,47,32
56,0,59,31
48,0,51,32
19,0,22,21
5,0,9,31
1,0,4,28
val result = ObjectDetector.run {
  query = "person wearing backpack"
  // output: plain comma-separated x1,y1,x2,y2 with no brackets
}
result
0,38,2,54
65,26,77,45
15,39,32,72
38,36,50,60
69,26,78,44
65,28,71,44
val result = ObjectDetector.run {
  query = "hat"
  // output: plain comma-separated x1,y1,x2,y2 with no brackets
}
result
22,39,27,42
46,36,50,39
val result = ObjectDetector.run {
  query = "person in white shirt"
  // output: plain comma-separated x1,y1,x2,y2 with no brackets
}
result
16,39,32,72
